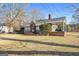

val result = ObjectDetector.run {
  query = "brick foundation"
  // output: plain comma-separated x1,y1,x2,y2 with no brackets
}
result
49,32,65,36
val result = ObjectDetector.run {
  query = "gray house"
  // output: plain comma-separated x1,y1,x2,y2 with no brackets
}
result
24,14,66,34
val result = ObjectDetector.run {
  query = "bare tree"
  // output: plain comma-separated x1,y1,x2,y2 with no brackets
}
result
72,8,79,24
29,9,44,22
5,8,25,31
71,6,79,32
0,4,44,32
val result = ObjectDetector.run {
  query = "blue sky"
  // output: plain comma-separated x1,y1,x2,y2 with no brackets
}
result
1,3,79,24
27,3,79,24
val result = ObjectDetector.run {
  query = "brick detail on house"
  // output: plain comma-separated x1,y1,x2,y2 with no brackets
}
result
49,32,64,36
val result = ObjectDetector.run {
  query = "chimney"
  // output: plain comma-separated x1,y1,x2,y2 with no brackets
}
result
48,14,51,20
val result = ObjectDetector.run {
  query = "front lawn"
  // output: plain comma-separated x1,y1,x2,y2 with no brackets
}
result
0,32,79,55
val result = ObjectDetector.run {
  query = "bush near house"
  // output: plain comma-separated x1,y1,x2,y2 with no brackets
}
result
39,23,52,35
66,24,79,32
58,22,64,31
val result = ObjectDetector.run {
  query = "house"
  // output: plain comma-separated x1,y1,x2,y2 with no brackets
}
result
0,23,14,33
24,14,66,34
0,14,66,34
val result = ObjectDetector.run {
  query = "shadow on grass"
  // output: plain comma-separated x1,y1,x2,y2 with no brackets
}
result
0,51,79,56
76,36,79,38
0,37,79,55
0,37,79,48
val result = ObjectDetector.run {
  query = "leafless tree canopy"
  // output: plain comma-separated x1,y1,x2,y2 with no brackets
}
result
0,4,44,31
5,8,25,31
28,9,44,23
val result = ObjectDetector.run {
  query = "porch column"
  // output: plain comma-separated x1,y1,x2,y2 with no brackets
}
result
63,21,65,32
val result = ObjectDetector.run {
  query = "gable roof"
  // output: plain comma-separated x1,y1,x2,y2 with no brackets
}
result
36,16,66,24
24,16,66,27
36,16,65,22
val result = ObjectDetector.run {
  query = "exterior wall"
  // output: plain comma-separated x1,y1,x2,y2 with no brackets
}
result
24,20,65,33
36,26,40,31
52,25,58,32
0,26,14,33
24,22,64,32
24,26,30,32
1,26,9,33
24,26,40,33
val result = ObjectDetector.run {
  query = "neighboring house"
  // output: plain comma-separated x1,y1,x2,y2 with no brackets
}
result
24,14,66,34
0,24,14,33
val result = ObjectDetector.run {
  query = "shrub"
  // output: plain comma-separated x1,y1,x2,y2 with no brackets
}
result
39,23,52,35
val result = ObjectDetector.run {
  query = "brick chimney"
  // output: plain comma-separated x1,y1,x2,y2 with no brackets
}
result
48,14,51,20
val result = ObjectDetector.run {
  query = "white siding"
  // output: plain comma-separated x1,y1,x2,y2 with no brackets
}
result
0,26,9,33
36,26,39,30
52,25,58,32
24,26,30,32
